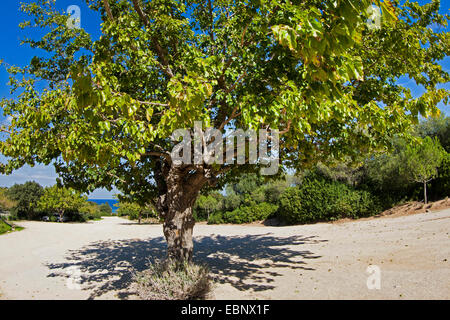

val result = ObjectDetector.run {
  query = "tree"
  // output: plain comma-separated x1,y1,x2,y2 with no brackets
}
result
116,200,156,223
264,179,290,204
38,185,87,221
0,187,15,212
416,115,450,152
223,186,242,211
432,152,450,199
5,181,43,219
196,194,220,220
360,137,416,206
1,0,449,261
80,201,103,220
99,203,113,215
402,136,445,204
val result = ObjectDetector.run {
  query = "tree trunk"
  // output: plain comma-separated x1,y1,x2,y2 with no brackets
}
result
163,195,196,262
424,181,428,205
156,164,206,262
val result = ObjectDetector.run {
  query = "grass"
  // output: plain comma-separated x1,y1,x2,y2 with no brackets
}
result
134,259,214,300
0,219,23,235
0,219,12,234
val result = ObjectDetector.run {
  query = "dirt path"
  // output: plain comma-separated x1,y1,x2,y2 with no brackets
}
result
0,210,449,300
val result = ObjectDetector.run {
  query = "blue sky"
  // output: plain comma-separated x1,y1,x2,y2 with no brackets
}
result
0,0,449,198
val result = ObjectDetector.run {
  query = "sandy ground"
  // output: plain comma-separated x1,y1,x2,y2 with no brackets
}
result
0,209,449,300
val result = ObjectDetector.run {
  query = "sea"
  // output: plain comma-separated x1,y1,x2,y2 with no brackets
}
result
88,199,119,213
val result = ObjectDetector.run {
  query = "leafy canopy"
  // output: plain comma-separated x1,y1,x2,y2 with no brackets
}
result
37,185,87,214
0,0,449,204
5,181,44,218
401,136,445,184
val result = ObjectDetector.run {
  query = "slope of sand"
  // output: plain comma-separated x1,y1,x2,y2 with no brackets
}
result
0,209,449,300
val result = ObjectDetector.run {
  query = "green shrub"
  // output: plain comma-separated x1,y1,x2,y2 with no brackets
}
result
7,214,18,221
134,260,213,300
430,152,450,199
208,203,278,224
98,203,113,216
278,177,381,224
206,212,224,224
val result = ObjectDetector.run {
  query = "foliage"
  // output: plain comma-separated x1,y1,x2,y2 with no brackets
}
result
5,181,43,219
0,0,449,260
0,187,15,212
134,260,213,300
208,202,278,224
278,176,381,224
314,161,365,187
0,0,447,203
116,201,141,220
78,201,103,221
116,201,157,221
37,185,87,219
430,152,450,198
194,193,222,221
207,212,225,225
416,114,450,152
0,219,12,234
360,137,417,207
263,179,290,204
222,186,242,212
401,136,445,203
98,203,113,215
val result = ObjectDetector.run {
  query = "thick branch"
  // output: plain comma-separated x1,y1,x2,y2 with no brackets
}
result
102,0,114,21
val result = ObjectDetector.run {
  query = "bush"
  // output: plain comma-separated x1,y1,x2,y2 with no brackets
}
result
7,214,18,221
5,181,43,220
278,177,381,224
68,211,88,222
430,152,450,200
134,260,213,300
207,212,225,224
99,203,113,216
208,202,278,224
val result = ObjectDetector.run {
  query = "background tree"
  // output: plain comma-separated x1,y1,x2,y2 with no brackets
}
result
416,114,450,152
99,203,113,215
0,0,449,261
5,181,43,219
223,185,241,211
37,185,87,221
79,201,104,221
196,194,220,220
0,187,15,213
116,201,156,223
401,136,445,204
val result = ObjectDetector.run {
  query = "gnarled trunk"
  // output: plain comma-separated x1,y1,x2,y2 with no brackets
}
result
163,194,196,261
156,164,207,262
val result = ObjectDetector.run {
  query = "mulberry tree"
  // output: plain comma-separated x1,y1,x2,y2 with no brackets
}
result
1,0,449,261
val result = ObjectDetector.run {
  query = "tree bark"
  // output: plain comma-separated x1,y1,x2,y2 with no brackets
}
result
163,196,196,262
424,181,428,205
156,164,207,262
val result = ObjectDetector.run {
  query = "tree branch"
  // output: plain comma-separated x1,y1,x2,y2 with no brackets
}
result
279,120,292,136
102,0,114,21
131,0,174,78
144,151,172,164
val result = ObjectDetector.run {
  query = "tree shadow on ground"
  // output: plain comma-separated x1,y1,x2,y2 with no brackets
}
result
46,233,326,299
